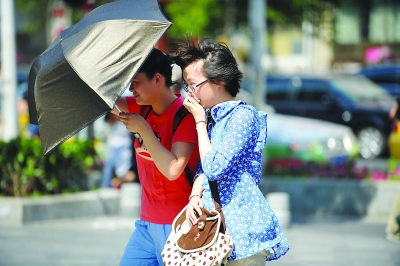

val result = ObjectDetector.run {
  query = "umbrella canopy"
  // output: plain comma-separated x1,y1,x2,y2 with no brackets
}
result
28,0,171,155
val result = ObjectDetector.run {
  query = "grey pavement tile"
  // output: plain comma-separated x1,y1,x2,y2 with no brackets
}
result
0,216,135,266
1,216,400,266
269,218,400,266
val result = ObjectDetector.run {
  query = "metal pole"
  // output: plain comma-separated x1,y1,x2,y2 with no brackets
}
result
1,0,18,141
249,0,266,109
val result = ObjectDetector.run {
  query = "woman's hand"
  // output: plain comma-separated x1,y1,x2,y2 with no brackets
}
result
183,96,206,123
186,195,204,225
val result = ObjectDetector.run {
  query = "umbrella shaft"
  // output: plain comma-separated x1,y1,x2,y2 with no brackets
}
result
115,104,122,113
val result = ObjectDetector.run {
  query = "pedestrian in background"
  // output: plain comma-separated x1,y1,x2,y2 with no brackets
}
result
174,38,289,265
389,97,400,122
112,48,200,266
101,112,133,188
110,134,140,187
386,96,400,242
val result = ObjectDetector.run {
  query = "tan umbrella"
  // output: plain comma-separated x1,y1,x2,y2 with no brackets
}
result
28,0,171,155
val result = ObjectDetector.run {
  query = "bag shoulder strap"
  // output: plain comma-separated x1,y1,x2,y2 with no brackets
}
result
209,181,221,211
172,105,194,186
140,105,152,120
172,105,190,134
209,180,226,232
138,104,194,186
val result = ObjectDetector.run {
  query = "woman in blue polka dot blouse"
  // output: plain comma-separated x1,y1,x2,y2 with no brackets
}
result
174,38,289,265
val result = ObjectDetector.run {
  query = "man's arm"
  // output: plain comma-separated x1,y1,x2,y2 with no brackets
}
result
111,97,129,115
119,111,197,181
140,132,196,181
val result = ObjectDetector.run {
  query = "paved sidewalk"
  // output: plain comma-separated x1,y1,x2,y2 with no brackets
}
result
0,216,399,266
273,218,400,266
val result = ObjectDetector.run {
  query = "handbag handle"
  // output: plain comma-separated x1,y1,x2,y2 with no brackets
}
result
209,180,227,232
209,181,221,212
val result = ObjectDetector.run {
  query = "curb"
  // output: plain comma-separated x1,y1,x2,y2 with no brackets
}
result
0,188,121,226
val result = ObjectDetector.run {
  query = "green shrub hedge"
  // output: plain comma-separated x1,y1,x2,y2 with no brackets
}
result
0,137,100,197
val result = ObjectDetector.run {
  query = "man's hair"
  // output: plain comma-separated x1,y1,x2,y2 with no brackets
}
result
172,38,243,97
138,48,174,87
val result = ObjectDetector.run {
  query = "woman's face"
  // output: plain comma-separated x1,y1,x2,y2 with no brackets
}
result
183,60,215,109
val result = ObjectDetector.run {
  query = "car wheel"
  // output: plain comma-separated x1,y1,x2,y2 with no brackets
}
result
357,126,385,159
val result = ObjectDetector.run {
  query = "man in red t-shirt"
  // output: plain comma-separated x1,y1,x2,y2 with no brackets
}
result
112,49,200,266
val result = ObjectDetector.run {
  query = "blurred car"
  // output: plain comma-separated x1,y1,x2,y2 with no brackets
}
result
242,73,396,159
357,64,400,98
236,90,359,165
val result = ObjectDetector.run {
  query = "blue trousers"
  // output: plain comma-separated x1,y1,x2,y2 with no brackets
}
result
119,219,172,266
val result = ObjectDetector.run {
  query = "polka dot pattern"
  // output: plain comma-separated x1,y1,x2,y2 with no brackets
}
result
162,229,233,266
195,101,290,261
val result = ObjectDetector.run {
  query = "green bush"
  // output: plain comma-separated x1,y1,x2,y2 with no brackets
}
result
0,137,100,197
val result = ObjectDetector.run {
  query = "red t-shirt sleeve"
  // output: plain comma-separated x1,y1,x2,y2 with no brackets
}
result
172,114,198,144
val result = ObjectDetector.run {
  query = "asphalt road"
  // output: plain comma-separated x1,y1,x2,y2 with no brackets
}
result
0,216,399,266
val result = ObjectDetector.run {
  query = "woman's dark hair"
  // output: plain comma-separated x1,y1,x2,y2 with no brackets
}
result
172,38,243,97
138,48,174,87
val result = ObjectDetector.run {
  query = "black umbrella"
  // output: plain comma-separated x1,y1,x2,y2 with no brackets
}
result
28,0,171,155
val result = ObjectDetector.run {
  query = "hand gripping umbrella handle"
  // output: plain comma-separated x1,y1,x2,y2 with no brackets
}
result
115,104,141,138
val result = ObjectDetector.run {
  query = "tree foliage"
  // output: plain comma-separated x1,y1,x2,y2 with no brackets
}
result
15,0,48,34
164,0,223,40
15,0,110,34
14,0,360,43
163,0,357,40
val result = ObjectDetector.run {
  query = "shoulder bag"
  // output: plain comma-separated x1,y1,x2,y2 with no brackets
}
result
162,181,233,266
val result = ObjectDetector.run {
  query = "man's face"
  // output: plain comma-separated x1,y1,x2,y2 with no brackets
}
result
129,72,157,105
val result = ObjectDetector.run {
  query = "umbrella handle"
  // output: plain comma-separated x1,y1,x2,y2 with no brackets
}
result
115,103,141,138
115,104,122,113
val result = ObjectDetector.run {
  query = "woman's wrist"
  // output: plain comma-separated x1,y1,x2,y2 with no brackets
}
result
195,121,207,130
188,194,201,201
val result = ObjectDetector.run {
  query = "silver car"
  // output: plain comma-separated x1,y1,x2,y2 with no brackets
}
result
236,89,359,164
